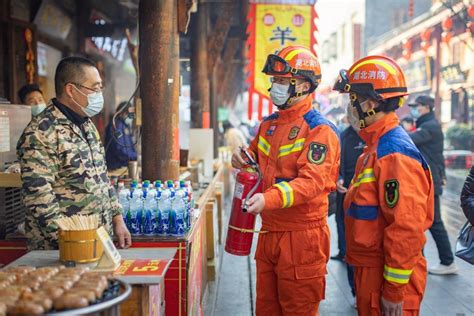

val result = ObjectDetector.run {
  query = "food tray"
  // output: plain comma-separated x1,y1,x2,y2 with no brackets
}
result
45,279,131,315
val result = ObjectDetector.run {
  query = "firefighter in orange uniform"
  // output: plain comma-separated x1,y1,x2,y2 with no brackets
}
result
232,45,340,315
333,55,434,316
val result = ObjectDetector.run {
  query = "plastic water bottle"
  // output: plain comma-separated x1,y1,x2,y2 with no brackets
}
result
143,182,157,235
130,182,144,235
170,181,186,236
166,180,179,235
117,182,131,229
184,181,194,230
159,182,173,235
154,181,163,235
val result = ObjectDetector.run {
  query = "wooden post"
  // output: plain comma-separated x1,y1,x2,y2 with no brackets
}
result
139,0,180,181
190,4,210,128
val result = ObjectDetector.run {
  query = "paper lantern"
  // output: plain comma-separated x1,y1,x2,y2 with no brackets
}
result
442,17,453,31
468,4,474,18
420,28,432,42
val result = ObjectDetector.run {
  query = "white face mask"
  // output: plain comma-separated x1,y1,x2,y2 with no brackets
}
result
269,83,290,107
124,117,133,126
72,85,104,117
31,103,47,116
346,103,361,133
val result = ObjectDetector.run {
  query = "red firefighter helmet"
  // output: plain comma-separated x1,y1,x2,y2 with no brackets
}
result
333,55,408,101
262,45,321,92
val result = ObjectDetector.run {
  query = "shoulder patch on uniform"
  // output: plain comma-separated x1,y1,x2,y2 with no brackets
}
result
263,113,279,122
377,126,429,170
384,179,399,208
303,109,339,137
308,142,327,164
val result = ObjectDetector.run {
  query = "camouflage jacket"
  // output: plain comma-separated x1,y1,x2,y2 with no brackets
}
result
17,102,122,250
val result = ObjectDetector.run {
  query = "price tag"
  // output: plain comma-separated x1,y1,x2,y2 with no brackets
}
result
94,227,122,271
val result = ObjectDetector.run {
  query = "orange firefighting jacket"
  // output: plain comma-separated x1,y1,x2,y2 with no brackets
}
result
343,112,434,302
248,96,340,232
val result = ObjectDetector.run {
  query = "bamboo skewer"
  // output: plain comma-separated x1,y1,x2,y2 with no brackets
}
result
55,214,100,231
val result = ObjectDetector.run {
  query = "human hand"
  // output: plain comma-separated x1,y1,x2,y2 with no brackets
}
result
231,148,248,169
113,215,132,248
245,193,265,215
336,179,347,193
381,296,403,316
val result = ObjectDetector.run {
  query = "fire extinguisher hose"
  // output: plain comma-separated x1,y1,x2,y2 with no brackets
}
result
228,224,268,234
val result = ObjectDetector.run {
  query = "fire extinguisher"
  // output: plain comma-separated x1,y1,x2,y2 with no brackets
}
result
225,147,263,256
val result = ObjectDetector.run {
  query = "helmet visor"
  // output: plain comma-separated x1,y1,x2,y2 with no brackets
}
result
333,70,350,92
262,54,291,75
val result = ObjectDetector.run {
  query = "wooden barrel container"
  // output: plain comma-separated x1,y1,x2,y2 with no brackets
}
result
59,228,104,263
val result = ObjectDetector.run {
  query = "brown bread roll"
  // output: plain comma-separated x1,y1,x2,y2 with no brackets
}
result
69,288,96,303
0,302,5,316
42,279,74,291
53,294,89,310
7,301,44,315
2,266,35,275
52,274,81,283
35,287,64,299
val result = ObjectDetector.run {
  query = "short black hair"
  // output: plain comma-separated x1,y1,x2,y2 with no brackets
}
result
379,97,402,113
54,56,96,96
116,101,129,114
401,117,415,124
17,84,42,103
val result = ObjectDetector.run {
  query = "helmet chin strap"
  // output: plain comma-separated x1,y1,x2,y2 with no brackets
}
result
276,79,310,110
350,95,381,128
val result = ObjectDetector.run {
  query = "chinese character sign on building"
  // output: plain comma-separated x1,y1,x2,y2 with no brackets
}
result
247,4,317,119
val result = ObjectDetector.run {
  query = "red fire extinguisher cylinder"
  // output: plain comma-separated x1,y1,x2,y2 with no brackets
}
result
225,170,262,256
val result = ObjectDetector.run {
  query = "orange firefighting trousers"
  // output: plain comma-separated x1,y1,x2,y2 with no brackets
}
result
255,223,329,316
354,257,427,316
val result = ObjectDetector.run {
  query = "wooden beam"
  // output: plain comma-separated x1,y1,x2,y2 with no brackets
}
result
206,2,234,75
177,0,195,34
190,3,210,128
139,0,180,181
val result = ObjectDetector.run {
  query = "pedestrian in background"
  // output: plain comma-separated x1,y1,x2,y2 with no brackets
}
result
17,83,47,117
408,95,458,275
401,116,416,132
105,101,137,172
223,121,247,154
332,123,365,303
460,165,474,226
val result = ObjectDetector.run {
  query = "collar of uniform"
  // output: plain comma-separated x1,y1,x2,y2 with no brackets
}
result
358,112,400,145
276,96,313,123
52,98,88,127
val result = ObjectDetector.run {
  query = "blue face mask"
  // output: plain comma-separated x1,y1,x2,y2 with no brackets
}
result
73,85,104,117
410,107,421,119
269,83,290,107
31,103,46,116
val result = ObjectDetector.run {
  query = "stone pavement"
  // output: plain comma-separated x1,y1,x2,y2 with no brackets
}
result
204,192,474,316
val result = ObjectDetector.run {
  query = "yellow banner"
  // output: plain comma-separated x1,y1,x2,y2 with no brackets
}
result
254,4,313,97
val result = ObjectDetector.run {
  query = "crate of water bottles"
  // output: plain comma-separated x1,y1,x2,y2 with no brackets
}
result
117,179,195,237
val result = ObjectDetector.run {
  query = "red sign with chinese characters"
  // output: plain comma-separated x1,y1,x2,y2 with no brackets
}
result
115,259,170,276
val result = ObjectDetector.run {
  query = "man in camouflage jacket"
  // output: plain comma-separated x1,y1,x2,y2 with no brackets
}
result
17,56,131,250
